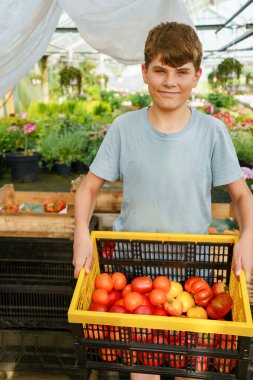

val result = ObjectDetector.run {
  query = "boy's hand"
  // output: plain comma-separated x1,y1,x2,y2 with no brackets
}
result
73,230,94,279
233,232,253,283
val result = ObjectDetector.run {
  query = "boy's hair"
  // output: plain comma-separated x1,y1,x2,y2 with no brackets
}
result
144,22,203,71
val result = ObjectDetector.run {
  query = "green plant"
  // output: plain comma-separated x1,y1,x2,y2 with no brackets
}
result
231,132,253,165
216,58,243,93
59,66,82,95
128,93,151,108
207,93,237,108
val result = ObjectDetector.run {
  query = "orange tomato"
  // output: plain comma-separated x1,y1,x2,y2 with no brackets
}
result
85,324,108,339
153,276,171,293
166,280,183,298
122,284,132,297
176,291,195,313
124,292,144,312
100,348,117,362
149,289,167,307
111,272,127,291
92,288,109,306
187,306,208,319
95,273,113,291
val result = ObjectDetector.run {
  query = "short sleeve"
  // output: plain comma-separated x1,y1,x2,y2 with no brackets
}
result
89,120,120,182
211,121,242,187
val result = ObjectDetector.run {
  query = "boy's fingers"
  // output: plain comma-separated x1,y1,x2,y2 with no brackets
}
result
85,254,93,274
233,249,241,277
74,264,81,279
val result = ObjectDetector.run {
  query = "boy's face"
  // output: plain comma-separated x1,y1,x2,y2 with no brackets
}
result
141,55,202,112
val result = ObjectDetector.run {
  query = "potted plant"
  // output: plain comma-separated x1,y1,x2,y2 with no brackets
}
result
59,66,82,96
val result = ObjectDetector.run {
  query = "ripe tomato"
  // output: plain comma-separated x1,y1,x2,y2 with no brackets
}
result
107,290,121,307
133,305,153,315
187,306,208,319
206,292,233,319
141,294,153,308
152,308,167,316
197,332,215,347
95,273,113,291
131,276,153,294
190,356,209,371
114,298,125,306
111,272,127,291
139,351,164,367
131,327,152,343
169,353,186,368
124,292,144,312
149,289,167,307
166,280,183,298
85,324,108,339
101,242,114,258
100,348,117,362
184,277,213,307
121,350,137,364
89,303,108,312
4,204,19,213
176,291,195,312
214,340,237,373
92,288,109,306
122,284,132,297
44,199,66,213
153,276,171,293
212,281,229,297
163,298,183,316
109,304,128,313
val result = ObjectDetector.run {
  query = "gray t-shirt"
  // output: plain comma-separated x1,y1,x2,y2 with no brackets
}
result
90,107,242,234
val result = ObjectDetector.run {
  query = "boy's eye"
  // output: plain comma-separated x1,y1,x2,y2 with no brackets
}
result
177,70,188,75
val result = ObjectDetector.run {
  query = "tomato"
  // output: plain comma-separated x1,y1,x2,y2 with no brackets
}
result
149,288,167,307
191,356,209,371
169,353,186,368
139,351,164,367
131,327,152,343
214,340,237,373
122,284,132,297
92,288,109,306
124,292,144,312
4,204,19,213
141,294,153,308
85,324,108,339
163,298,183,316
121,350,137,364
101,242,114,258
109,304,128,313
197,332,215,347
89,303,108,312
187,306,208,319
133,305,153,315
114,298,125,306
111,272,127,291
166,280,183,298
176,291,195,312
131,276,153,294
152,307,167,316
107,290,121,307
212,281,229,297
153,276,171,292
184,276,213,307
206,292,233,319
95,273,113,291
100,348,117,362
44,199,66,213
208,226,218,234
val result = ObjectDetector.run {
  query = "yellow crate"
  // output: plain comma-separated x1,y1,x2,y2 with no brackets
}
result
68,231,253,337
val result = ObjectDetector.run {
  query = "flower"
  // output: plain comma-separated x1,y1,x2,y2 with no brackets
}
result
7,119,37,156
23,123,37,155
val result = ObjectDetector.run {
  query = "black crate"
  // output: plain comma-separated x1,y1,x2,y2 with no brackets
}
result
0,215,98,286
0,329,89,378
0,284,72,329
70,233,252,379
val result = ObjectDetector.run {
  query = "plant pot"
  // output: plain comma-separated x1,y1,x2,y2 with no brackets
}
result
55,163,71,177
71,160,89,173
7,152,40,182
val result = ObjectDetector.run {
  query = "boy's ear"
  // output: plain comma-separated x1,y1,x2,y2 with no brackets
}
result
141,63,148,84
193,68,202,88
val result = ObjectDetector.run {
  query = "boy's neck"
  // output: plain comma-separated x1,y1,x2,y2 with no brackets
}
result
147,105,191,134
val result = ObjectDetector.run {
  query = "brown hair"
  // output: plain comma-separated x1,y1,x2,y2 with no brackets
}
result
144,22,203,71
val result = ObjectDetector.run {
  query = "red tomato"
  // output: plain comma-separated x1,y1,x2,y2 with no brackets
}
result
214,340,237,373
122,284,132,297
197,332,216,347
131,276,153,294
190,356,209,371
169,353,186,368
85,324,108,339
131,327,152,343
92,288,109,306
133,305,153,315
114,298,125,306
152,308,167,316
149,289,167,307
111,272,127,291
206,292,233,319
100,348,117,362
89,303,108,312
139,351,164,367
212,282,229,297
121,350,137,364
141,294,153,308
184,276,213,307
163,298,183,316
44,199,66,213
153,276,171,293
101,242,114,258
109,304,128,313
95,273,113,291
124,292,144,312
107,290,121,307
4,204,19,213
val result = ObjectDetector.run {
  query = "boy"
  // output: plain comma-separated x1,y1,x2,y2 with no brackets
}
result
73,22,253,380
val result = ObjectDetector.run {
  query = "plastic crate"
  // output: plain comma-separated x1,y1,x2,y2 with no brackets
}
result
0,328,88,378
0,216,98,286
68,231,253,379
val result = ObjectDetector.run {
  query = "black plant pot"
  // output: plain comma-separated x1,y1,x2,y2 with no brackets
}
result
55,163,71,177
7,152,40,182
71,160,89,173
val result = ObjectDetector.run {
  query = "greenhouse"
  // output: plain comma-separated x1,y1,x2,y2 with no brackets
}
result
0,1,253,380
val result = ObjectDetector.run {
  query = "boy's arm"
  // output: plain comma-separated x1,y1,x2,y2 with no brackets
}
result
226,177,253,282
73,171,105,278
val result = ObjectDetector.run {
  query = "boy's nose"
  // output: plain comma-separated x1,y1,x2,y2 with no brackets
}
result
163,74,177,86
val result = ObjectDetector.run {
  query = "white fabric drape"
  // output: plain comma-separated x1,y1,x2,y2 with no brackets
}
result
0,0,61,99
58,0,193,65
0,0,193,98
